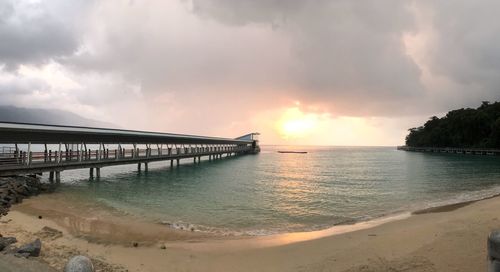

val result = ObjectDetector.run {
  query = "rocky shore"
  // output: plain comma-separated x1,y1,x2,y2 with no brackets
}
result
0,175,53,218
0,176,97,272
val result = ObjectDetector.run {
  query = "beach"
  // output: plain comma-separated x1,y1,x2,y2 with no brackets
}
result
1,191,498,272
2,0,499,271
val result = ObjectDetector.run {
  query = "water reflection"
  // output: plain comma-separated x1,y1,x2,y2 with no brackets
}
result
51,146,500,235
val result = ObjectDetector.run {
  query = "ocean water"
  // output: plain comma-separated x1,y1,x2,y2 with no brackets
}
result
52,146,500,235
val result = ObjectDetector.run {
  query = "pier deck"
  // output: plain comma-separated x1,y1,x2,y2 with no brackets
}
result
0,122,260,179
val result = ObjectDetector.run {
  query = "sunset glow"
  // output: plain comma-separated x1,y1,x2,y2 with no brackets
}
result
276,107,318,139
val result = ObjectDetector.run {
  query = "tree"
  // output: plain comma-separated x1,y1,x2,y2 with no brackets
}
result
404,101,500,148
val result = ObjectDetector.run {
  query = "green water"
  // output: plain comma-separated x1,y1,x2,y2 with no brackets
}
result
52,146,500,235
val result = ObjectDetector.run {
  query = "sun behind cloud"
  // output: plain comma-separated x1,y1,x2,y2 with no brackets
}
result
276,107,318,140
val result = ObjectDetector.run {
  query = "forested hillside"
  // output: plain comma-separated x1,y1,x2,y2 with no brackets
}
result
0,106,114,128
405,102,500,148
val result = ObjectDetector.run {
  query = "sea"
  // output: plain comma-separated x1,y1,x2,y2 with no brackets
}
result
49,146,500,236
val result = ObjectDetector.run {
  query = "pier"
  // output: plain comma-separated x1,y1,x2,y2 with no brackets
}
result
397,146,500,156
0,122,260,180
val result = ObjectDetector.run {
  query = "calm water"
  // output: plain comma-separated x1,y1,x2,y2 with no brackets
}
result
52,146,500,235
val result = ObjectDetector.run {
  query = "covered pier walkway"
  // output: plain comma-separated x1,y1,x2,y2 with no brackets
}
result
0,122,260,181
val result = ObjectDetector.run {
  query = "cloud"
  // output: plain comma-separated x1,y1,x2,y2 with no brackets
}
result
0,0,90,69
1,0,500,144
190,0,425,115
0,69,48,96
66,1,293,92
57,0,427,121
411,1,500,108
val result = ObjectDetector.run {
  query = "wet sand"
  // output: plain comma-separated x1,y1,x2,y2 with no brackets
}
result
2,192,499,271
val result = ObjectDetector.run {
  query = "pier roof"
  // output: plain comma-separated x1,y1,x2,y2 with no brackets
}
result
0,122,254,145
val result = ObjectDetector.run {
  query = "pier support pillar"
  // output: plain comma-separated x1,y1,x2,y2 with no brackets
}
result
170,160,173,168
89,168,94,179
198,156,201,163
194,157,197,163
96,168,101,179
144,163,148,172
55,171,61,183
137,163,141,172
49,171,54,182
176,159,180,166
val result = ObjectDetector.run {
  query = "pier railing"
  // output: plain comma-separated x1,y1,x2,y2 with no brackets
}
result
0,145,253,169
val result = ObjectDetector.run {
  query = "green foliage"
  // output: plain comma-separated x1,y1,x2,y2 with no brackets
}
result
405,101,500,148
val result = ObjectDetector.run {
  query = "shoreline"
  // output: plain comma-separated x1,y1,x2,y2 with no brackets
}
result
10,188,498,248
412,193,500,215
7,185,500,240
6,188,476,247
2,189,500,271
19,182,500,242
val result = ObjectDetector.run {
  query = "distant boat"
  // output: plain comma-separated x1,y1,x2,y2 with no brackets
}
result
277,151,307,154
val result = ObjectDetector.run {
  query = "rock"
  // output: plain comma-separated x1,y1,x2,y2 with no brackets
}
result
0,236,17,251
64,255,95,272
17,238,41,257
0,176,47,220
3,244,19,254
132,242,138,247
14,252,31,258
38,215,43,219
160,244,166,249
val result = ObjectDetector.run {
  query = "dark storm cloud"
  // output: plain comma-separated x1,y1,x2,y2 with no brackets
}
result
191,0,305,26
188,0,500,115
190,0,425,115
420,1,500,106
193,0,423,113
0,0,89,69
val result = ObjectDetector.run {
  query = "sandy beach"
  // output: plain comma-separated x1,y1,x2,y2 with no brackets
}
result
1,191,498,272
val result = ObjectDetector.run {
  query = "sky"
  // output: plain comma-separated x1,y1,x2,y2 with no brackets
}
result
1,0,500,146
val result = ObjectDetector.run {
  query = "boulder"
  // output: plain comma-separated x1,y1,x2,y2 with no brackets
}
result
64,255,95,272
17,238,41,257
0,236,17,251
